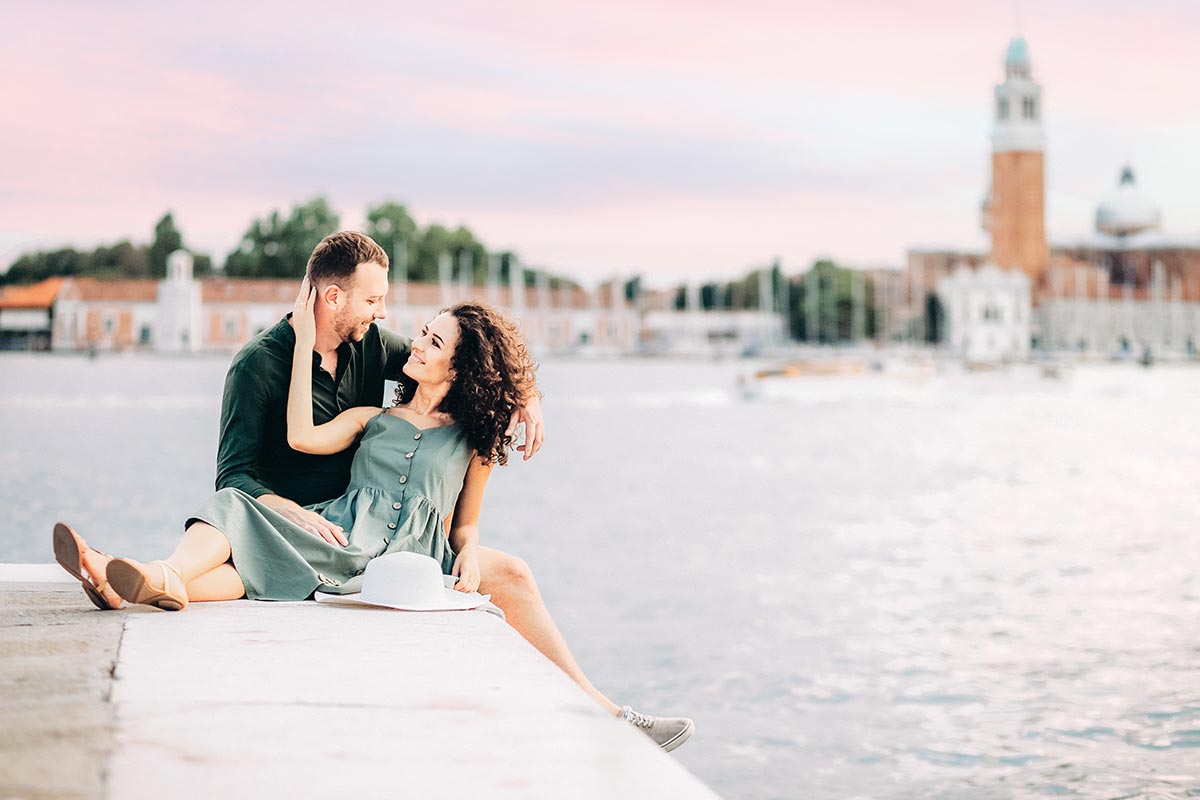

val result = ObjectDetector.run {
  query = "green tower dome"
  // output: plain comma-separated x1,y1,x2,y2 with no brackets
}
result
1006,36,1030,64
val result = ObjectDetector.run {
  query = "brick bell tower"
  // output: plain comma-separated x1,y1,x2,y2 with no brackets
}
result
983,36,1048,285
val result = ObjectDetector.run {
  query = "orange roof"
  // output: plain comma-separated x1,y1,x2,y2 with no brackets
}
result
63,278,159,302
0,277,65,309
202,279,298,304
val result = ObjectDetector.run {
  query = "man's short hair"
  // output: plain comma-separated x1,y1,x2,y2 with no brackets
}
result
306,231,389,289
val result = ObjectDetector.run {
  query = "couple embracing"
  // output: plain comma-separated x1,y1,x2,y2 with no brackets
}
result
52,231,692,752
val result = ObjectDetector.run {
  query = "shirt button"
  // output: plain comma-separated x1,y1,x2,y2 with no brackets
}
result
399,475,407,484
413,433,422,440
387,523,397,530
392,502,401,510
405,452,414,459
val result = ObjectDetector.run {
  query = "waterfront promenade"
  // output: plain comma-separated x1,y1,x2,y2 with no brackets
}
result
0,566,717,799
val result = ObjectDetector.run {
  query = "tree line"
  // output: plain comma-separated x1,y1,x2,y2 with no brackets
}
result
1,198,578,290
668,259,880,341
4,202,880,342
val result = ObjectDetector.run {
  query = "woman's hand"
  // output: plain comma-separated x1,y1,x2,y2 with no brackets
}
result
292,277,317,347
451,543,481,593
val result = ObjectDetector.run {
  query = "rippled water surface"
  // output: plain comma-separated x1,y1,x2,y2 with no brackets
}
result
3,353,1200,799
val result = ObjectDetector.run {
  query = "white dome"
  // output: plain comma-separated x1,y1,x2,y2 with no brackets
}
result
1096,166,1161,236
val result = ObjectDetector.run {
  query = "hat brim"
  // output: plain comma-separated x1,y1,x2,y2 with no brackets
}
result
314,588,490,612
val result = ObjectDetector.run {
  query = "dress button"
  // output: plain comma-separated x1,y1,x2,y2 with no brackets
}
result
413,433,422,440
387,523,397,530
405,452,414,459
399,475,408,484
392,502,401,510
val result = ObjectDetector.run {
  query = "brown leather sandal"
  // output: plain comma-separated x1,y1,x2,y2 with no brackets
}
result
107,558,189,611
51,522,122,611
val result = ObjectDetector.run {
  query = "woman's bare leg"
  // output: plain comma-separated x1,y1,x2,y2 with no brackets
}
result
476,546,620,715
88,522,245,604
183,564,245,602
164,521,233,582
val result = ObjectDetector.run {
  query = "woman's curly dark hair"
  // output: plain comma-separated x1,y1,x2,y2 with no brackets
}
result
392,301,538,466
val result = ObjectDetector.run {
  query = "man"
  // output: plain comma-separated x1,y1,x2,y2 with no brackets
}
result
216,231,692,751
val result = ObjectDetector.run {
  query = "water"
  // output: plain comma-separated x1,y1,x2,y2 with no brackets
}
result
3,353,1200,799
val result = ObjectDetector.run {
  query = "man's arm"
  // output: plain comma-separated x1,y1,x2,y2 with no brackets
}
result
216,352,348,546
215,360,275,498
507,392,544,460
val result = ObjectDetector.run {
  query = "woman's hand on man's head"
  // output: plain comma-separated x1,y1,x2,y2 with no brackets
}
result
291,277,318,346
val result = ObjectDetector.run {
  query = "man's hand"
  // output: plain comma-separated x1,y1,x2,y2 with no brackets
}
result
258,494,347,547
506,393,544,460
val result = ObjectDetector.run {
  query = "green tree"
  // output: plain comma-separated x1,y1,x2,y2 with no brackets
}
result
785,259,878,343
413,224,486,284
88,241,150,279
1,248,85,285
624,276,643,305
148,212,184,278
364,201,419,279
224,197,339,278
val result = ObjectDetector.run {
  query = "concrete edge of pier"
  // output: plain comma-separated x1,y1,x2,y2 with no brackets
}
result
0,564,719,799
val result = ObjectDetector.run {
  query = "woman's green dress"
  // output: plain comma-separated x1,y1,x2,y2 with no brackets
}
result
188,413,472,600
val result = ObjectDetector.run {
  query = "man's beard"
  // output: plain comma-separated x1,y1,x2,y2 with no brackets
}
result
334,309,368,343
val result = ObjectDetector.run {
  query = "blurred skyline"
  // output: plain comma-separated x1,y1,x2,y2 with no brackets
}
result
4,0,1199,285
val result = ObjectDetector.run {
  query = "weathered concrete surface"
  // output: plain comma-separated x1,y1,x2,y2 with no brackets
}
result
109,600,718,799
0,576,124,800
2,566,716,799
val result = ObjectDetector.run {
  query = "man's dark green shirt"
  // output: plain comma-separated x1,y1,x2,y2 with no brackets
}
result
215,317,411,507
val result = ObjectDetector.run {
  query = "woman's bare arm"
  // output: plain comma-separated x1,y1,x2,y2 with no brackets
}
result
286,277,379,455
446,455,493,592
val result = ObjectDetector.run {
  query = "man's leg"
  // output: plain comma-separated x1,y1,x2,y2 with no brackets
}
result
476,546,620,715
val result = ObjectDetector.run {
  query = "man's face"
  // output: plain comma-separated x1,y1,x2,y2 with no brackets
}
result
331,261,389,343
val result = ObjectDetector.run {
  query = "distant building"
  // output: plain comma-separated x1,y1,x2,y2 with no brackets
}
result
0,277,62,350
893,36,1200,356
636,279,788,356
45,251,643,355
936,264,1031,363
53,277,158,351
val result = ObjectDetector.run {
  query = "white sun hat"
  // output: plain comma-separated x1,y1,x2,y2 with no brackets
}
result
314,552,490,612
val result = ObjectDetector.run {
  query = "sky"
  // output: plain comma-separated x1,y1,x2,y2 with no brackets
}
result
3,0,1199,285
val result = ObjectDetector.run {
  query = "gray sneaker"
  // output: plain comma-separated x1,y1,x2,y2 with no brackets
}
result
619,706,694,752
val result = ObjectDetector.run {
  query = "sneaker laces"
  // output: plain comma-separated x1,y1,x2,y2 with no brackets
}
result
620,706,654,729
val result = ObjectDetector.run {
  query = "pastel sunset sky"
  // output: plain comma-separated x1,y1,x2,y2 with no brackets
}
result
4,0,1199,284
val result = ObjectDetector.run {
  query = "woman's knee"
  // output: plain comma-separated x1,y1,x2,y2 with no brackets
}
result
493,553,535,590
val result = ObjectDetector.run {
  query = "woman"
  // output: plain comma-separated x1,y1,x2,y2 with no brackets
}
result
55,281,525,609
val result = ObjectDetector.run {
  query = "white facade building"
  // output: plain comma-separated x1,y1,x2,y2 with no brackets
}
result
156,251,204,353
640,310,787,357
936,264,1031,363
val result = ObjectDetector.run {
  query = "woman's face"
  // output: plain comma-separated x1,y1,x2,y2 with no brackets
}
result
403,312,460,388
